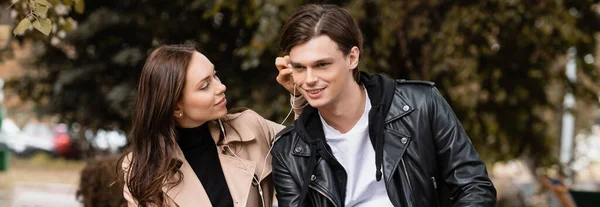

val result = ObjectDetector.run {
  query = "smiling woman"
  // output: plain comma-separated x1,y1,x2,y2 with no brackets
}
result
118,44,302,207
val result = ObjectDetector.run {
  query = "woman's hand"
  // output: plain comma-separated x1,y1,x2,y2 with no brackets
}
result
275,55,301,96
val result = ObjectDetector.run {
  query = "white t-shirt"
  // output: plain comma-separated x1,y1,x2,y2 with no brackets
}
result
319,88,394,207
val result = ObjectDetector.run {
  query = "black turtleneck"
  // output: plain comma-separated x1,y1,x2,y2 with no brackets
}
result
176,124,233,207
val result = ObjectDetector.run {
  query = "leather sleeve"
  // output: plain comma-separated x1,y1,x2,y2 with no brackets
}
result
429,87,497,206
272,149,303,207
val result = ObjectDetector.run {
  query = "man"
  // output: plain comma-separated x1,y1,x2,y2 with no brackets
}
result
271,4,496,207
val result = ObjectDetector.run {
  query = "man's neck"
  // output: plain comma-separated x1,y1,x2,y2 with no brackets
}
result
318,82,366,134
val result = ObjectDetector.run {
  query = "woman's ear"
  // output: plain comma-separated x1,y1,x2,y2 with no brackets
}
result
173,104,183,118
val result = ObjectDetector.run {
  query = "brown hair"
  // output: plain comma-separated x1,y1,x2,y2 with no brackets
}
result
280,4,363,83
117,44,197,206
77,155,125,207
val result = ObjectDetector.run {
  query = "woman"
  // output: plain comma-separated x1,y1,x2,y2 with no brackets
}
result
119,44,303,207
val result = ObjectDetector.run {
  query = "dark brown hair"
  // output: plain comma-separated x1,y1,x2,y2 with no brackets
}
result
118,44,197,206
280,4,363,82
77,155,125,207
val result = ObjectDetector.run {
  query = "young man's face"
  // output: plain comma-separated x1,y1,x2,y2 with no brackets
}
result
289,35,359,108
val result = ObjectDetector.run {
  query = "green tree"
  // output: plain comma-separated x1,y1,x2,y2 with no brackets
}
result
6,0,600,170
6,0,83,38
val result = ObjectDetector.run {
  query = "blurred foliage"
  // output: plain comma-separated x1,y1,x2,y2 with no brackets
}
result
5,0,600,168
5,0,82,39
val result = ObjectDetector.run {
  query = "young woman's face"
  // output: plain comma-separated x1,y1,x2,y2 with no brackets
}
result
175,52,228,128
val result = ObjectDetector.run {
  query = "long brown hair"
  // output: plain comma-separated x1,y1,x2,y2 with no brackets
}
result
118,44,198,206
279,4,364,83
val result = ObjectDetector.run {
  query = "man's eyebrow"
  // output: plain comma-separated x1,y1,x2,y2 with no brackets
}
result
313,58,334,64
290,61,303,67
290,58,334,67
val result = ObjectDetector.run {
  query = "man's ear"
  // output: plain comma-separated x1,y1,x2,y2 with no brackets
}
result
348,46,360,70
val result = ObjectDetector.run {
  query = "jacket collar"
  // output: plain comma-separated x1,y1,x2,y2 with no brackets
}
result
291,105,325,157
360,72,414,124
207,115,256,145
292,71,415,146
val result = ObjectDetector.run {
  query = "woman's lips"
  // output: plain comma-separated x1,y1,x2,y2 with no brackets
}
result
215,97,227,107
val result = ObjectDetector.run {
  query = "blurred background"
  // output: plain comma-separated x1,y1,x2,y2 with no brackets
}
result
1,0,600,206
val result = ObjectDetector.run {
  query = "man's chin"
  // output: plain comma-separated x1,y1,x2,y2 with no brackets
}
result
306,98,327,109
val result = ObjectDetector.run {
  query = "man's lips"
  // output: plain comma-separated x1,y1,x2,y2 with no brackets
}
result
304,87,326,94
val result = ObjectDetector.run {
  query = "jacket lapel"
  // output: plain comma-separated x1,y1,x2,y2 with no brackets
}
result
165,121,258,207
362,73,416,183
164,148,257,207
208,119,257,144
210,119,259,206
384,88,414,124
165,148,213,206
382,85,415,183
219,153,256,207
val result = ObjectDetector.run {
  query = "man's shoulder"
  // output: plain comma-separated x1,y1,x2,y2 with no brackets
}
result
386,79,442,114
395,79,435,87
393,79,436,96
271,124,299,155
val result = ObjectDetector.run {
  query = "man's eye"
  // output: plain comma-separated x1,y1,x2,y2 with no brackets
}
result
316,63,329,68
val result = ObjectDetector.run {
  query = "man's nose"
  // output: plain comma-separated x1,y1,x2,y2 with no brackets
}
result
305,68,318,85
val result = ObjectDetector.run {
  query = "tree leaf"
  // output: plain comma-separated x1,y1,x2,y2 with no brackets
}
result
41,18,53,35
35,5,49,17
36,0,52,7
63,0,73,7
32,18,52,35
62,18,74,33
13,18,31,36
74,0,84,14
32,20,42,34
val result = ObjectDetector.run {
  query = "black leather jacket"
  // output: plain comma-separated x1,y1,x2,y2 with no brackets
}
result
271,72,496,207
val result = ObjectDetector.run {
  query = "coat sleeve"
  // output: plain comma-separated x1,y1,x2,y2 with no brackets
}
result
121,153,140,207
260,117,286,146
290,95,308,120
255,95,306,145
428,87,497,207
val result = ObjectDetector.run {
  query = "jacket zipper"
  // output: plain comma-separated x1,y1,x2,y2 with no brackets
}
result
400,159,415,207
401,159,413,191
310,142,345,207
309,184,339,207
296,135,346,206
431,177,440,207
315,141,348,201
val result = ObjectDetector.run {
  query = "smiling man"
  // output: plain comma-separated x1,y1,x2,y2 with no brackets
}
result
271,4,497,207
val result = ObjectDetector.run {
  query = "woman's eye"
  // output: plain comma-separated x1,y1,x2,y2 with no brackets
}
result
199,83,209,90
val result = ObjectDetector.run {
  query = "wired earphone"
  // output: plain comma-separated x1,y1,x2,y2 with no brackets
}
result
217,83,298,207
